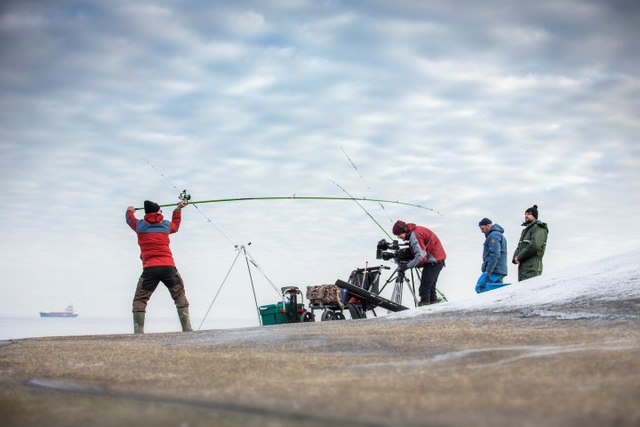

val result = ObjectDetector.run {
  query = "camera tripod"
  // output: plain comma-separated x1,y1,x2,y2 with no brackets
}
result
379,264,420,308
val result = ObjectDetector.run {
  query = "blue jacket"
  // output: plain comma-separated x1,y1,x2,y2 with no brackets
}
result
482,224,508,276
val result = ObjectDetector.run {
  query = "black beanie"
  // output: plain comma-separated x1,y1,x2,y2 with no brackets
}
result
478,218,492,226
392,220,408,236
144,200,160,214
525,205,539,219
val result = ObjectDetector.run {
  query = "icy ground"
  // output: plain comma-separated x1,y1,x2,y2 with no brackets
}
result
392,248,640,321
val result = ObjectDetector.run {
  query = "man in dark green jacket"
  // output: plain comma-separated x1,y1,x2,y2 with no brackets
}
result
512,205,549,281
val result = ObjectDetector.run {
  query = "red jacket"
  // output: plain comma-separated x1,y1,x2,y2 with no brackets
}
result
126,209,182,267
405,223,446,268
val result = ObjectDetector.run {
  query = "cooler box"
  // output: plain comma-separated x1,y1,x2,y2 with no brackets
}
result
259,302,303,325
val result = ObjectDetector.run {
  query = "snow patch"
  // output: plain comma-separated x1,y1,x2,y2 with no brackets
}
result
391,248,640,319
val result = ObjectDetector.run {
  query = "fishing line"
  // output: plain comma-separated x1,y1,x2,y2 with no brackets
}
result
329,179,394,240
141,157,236,247
243,249,282,295
340,147,394,223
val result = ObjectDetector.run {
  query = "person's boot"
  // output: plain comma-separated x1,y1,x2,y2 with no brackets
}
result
133,312,145,334
430,292,439,305
177,307,193,332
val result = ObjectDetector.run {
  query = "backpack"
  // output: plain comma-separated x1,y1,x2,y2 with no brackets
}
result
306,284,343,307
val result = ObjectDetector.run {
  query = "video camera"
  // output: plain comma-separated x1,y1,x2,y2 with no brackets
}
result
376,239,412,264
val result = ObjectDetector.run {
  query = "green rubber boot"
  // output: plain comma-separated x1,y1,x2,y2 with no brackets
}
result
178,307,193,332
133,312,145,334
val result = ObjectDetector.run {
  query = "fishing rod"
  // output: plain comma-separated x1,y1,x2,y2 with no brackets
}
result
328,179,394,240
134,194,439,213
140,158,236,247
337,149,448,302
140,158,282,330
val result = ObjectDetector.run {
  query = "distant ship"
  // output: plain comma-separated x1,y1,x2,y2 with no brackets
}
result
39,305,78,318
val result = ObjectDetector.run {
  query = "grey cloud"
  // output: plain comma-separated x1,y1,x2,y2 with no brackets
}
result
1,0,638,318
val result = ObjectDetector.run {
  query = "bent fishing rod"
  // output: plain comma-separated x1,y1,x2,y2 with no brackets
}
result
135,191,441,215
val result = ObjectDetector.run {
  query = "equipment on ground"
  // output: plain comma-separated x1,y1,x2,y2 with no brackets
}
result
378,264,420,307
335,277,408,316
258,265,409,326
259,286,306,325
302,284,346,321
376,239,412,263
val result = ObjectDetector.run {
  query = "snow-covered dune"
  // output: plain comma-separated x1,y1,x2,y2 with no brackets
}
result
393,248,640,318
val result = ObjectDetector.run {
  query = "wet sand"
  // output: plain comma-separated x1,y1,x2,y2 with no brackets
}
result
2,302,639,427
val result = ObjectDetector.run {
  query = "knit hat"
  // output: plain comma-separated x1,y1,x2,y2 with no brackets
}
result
525,205,539,219
478,218,492,226
392,220,408,236
144,200,160,214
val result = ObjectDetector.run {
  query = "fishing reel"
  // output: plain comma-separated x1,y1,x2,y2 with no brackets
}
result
179,189,191,204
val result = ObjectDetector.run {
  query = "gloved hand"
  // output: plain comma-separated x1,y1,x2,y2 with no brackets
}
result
397,263,408,273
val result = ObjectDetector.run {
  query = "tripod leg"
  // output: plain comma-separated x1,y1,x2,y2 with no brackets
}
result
408,270,419,307
198,249,243,331
242,247,262,326
391,276,403,305
378,268,397,294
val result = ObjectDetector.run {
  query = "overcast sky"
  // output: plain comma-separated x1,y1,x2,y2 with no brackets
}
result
1,0,638,328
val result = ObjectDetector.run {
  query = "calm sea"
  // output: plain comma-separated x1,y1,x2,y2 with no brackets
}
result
0,315,259,341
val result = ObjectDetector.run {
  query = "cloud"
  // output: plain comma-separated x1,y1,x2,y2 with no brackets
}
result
0,0,638,325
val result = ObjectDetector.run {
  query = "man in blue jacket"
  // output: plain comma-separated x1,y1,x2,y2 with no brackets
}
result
476,218,509,293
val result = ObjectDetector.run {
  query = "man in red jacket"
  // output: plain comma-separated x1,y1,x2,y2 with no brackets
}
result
126,199,192,333
392,220,446,306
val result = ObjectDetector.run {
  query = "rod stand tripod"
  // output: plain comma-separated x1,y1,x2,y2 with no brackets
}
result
198,243,281,330
379,264,419,307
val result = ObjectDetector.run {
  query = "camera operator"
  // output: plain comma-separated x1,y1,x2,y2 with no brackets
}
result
392,220,446,306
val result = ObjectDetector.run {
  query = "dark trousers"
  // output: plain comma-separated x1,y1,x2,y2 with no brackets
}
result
133,266,189,312
419,261,445,303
